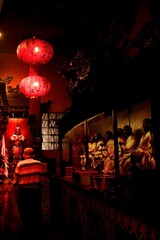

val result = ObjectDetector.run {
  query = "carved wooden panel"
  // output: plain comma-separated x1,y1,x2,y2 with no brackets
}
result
6,86,29,118
59,179,158,240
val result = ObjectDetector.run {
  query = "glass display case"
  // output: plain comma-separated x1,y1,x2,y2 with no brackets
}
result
61,112,111,169
60,98,152,175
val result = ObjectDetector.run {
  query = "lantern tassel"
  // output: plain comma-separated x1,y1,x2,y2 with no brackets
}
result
29,97,41,116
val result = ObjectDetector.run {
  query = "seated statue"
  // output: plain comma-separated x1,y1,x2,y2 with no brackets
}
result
130,118,155,171
87,135,97,168
119,125,138,176
90,133,105,170
103,128,125,175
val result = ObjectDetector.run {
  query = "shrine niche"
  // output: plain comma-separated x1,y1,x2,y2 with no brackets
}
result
6,85,29,118
0,76,13,136
0,76,29,135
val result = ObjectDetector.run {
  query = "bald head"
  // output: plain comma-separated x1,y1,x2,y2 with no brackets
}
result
23,147,34,159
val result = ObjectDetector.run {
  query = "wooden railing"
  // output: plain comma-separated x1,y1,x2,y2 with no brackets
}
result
52,176,159,240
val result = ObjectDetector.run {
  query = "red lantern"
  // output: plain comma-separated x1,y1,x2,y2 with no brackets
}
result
17,37,53,116
19,75,51,97
16,37,54,65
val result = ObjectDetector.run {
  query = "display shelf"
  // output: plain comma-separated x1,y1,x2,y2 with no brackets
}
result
41,112,64,150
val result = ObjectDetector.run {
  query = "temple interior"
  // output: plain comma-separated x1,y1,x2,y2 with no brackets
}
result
0,0,160,239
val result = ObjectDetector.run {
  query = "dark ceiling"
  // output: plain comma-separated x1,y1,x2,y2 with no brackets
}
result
0,0,160,82
1,0,160,97
1,0,156,56
1,0,160,131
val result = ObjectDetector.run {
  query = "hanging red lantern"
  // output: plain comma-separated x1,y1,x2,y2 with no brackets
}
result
19,75,51,97
16,37,54,65
19,75,51,115
17,37,53,117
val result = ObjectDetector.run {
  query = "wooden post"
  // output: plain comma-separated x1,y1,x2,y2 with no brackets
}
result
150,86,160,172
84,121,89,170
112,109,119,175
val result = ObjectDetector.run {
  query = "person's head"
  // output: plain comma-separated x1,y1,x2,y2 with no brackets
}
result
142,118,152,132
123,125,132,138
105,130,113,141
23,147,34,159
94,132,102,142
117,128,124,137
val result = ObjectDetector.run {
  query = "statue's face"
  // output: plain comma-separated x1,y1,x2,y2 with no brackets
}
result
142,119,151,132
15,127,21,135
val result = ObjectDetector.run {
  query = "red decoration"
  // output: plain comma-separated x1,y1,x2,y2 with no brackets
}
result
19,75,51,97
17,37,53,117
16,37,54,65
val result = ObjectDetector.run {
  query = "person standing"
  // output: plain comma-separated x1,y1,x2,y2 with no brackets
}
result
12,147,44,239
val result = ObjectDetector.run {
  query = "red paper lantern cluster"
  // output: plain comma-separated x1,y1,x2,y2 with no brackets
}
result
17,37,54,100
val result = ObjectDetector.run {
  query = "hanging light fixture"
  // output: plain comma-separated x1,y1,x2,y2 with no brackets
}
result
19,75,51,97
16,37,54,65
16,36,54,115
